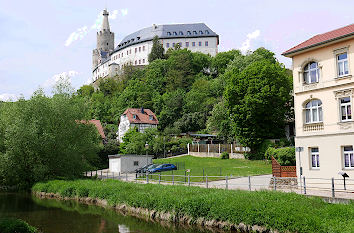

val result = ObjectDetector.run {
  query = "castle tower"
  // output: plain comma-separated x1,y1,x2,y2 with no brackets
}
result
92,9,115,69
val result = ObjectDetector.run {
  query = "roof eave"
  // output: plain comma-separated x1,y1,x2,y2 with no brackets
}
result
282,33,354,57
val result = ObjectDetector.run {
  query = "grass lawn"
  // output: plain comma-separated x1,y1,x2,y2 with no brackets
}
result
145,155,271,182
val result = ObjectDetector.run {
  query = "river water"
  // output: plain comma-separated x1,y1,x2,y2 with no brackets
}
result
0,193,216,233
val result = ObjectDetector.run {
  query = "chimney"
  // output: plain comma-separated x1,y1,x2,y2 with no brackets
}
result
141,107,144,114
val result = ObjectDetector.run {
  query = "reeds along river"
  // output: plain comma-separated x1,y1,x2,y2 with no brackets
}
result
0,193,215,233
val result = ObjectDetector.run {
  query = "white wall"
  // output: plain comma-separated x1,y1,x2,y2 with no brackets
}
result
118,115,130,143
109,155,153,173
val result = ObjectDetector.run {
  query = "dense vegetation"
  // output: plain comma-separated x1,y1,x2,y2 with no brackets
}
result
265,147,296,166
0,84,101,189
33,179,354,233
77,47,293,158
0,218,38,233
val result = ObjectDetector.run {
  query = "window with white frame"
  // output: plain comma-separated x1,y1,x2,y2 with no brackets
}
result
337,52,349,77
303,62,319,84
310,148,320,168
305,99,323,123
343,146,354,168
340,97,352,121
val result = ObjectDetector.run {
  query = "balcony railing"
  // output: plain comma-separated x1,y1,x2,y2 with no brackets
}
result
303,123,324,132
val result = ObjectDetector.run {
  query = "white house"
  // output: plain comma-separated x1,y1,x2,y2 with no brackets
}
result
117,108,159,143
91,9,219,84
108,154,153,173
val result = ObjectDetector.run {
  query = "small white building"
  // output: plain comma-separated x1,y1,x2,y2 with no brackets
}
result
117,108,159,142
108,154,153,173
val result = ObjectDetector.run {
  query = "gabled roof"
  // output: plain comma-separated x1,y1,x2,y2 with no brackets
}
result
123,108,159,125
115,23,218,52
80,119,106,139
283,24,354,57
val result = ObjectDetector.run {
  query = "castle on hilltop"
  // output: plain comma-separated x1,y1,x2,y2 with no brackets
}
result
91,9,219,84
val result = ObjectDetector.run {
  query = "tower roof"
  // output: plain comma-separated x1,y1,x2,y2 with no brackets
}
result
101,9,110,31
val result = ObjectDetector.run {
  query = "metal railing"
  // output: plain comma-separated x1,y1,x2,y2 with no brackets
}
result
85,171,354,199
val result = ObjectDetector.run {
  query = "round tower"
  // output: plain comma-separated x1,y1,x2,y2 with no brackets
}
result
97,9,115,52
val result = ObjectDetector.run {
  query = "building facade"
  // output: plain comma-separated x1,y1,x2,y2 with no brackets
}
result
91,10,219,84
117,108,159,143
283,24,354,182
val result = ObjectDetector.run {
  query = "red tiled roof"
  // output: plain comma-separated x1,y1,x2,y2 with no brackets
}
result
123,108,159,125
80,119,106,139
283,24,354,56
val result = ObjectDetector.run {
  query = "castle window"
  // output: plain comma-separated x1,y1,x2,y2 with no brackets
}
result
199,41,202,46
205,30,210,34
173,32,177,35
172,43,175,47
143,59,145,63
135,60,137,65
167,32,171,36
143,46,145,51
303,62,319,84
205,41,209,46
127,51,128,55
179,31,183,35
139,59,141,64
135,48,137,53
192,42,196,47
166,43,170,48
187,31,191,35
199,30,203,35
305,99,323,124
139,47,141,52
186,42,189,47
193,31,197,35
130,49,132,54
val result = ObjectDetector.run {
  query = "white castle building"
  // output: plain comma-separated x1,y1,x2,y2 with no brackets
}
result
91,9,219,84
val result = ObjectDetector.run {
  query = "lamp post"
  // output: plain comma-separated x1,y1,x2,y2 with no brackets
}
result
296,146,304,193
145,142,149,166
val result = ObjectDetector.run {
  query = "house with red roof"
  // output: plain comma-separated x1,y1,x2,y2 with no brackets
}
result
80,119,106,142
283,24,354,184
117,108,159,142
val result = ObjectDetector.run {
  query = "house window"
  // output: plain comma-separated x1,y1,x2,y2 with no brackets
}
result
149,115,153,120
199,41,202,46
118,54,120,58
135,48,137,53
340,97,352,121
186,42,189,47
135,60,137,65
192,42,196,47
310,148,320,168
134,161,139,166
205,41,208,46
337,52,349,77
305,100,323,124
143,59,145,63
166,43,169,48
139,59,141,64
303,62,319,83
133,114,137,119
344,146,354,168
127,51,128,55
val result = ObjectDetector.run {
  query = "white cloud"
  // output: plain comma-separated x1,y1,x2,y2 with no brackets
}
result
239,29,261,53
66,9,128,46
0,93,18,102
120,9,128,17
43,70,79,88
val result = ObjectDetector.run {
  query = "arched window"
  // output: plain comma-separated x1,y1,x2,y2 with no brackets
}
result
305,99,323,123
303,62,319,83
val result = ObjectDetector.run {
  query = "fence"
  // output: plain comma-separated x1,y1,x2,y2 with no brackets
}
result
86,170,354,200
188,143,249,159
271,156,297,177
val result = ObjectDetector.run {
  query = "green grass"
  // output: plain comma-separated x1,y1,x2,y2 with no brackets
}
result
33,179,354,233
0,218,38,233
148,155,271,182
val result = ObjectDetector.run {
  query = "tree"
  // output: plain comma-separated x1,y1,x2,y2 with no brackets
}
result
211,49,242,75
0,91,101,189
148,36,165,62
224,59,292,158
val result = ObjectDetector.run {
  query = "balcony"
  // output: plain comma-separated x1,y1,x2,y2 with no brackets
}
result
303,123,324,132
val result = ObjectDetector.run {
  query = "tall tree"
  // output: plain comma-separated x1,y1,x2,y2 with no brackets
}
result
148,36,165,62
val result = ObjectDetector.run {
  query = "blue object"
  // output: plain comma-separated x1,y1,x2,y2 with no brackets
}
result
148,164,177,173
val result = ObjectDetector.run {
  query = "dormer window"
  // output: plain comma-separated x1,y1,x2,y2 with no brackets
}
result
187,31,191,35
133,114,137,119
303,62,319,84
167,32,171,36
149,115,153,120
179,31,183,35
173,32,177,36
199,30,203,35
193,31,197,35
137,37,141,40
205,30,210,34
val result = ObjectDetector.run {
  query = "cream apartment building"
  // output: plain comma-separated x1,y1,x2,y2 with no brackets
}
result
283,24,354,182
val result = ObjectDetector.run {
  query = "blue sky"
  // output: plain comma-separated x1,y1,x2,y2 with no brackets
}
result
1,0,354,101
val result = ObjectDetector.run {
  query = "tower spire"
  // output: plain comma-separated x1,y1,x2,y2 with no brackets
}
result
101,9,110,31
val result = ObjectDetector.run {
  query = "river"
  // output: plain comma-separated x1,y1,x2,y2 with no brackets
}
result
0,193,217,233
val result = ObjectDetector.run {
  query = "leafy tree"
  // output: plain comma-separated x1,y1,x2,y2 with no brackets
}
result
77,85,94,97
224,59,292,158
211,49,242,75
0,91,101,189
148,36,165,62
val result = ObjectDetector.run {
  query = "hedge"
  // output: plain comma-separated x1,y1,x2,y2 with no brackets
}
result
265,147,295,166
32,179,354,233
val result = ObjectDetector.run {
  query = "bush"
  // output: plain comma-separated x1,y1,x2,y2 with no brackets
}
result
32,179,354,233
220,152,229,159
0,218,38,233
266,147,295,166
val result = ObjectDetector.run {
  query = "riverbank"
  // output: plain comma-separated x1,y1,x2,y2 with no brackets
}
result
32,179,354,233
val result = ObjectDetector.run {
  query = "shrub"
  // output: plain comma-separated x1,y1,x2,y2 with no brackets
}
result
220,152,229,159
0,218,38,233
266,147,295,166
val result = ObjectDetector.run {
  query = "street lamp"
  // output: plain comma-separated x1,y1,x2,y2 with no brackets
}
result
296,146,304,193
145,143,149,166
